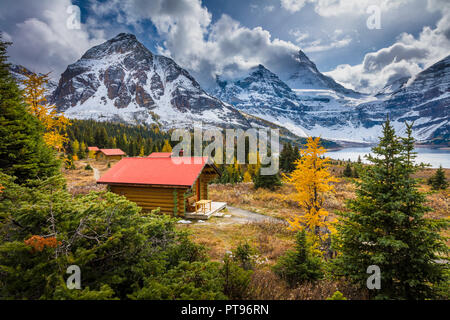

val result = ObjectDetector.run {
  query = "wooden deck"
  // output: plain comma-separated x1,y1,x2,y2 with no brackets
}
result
184,202,227,220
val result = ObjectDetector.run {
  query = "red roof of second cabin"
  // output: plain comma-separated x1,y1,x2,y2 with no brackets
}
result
88,146,100,151
97,157,213,187
99,148,126,156
147,152,172,158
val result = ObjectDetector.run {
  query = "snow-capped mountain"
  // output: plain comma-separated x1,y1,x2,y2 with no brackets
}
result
12,32,447,144
50,33,250,129
357,54,450,142
214,54,449,143
283,50,359,97
213,65,309,136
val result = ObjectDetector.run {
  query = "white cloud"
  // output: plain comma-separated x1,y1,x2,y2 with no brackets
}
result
0,0,105,79
302,36,352,53
93,0,302,86
325,3,450,93
289,29,310,43
280,0,411,16
312,0,410,17
281,0,308,13
289,28,352,53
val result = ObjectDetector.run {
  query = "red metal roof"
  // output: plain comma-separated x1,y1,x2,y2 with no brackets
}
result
97,157,213,187
88,146,100,151
147,152,172,158
99,148,126,156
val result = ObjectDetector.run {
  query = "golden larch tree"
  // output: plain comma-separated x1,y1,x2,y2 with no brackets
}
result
161,139,172,152
283,137,338,250
22,71,70,152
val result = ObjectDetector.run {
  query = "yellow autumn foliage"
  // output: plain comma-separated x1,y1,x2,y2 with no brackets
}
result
283,137,338,249
22,72,70,152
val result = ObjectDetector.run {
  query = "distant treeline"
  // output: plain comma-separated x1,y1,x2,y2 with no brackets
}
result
66,119,172,157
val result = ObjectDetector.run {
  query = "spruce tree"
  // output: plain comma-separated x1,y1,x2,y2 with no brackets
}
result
0,36,59,184
273,231,323,287
428,165,448,190
343,163,353,177
334,120,448,299
253,165,281,190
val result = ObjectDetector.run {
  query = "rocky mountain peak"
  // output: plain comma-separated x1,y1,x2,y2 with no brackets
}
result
49,33,250,129
284,50,359,96
81,33,150,60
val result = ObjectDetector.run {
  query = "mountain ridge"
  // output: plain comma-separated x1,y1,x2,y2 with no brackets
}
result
10,33,449,144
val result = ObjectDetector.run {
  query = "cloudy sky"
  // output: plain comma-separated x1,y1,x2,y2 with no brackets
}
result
1,0,449,93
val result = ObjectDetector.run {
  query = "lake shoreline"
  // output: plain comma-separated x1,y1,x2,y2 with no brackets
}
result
325,146,450,169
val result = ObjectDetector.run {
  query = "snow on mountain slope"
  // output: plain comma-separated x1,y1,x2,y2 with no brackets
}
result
50,33,250,129
214,54,449,143
356,54,450,142
214,63,379,142
283,50,360,97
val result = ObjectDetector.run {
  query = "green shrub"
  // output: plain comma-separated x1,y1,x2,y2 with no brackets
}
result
221,253,253,299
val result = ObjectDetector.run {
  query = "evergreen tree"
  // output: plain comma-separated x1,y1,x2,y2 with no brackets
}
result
0,36,59,184
273,231,323,287
280,142,298,173
343,163,353,177
94,127,108,148
428,165,448,190
334,120,449,299
352,167,359,179
253,165,281,190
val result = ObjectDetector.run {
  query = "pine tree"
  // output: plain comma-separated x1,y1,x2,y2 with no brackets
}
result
253,164,281,190
352,167,359,179
334,120,449,299
0,36,59,183
94,127,108,148
343,163,353,177
272,231,323,287
428,165,448,190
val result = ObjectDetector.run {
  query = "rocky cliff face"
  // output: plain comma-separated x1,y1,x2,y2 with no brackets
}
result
50,33,250,129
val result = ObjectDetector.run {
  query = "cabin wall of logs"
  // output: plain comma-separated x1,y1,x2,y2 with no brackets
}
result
96,154,124,161
107,165,219,217
110,185,187,215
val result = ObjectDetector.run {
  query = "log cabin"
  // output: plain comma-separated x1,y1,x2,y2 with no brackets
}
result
88,146,100,158
96,148,126,161
97,153,220,216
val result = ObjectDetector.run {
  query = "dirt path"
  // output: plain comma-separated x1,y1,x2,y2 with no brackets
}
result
204,206,285,226
92,167,100,181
